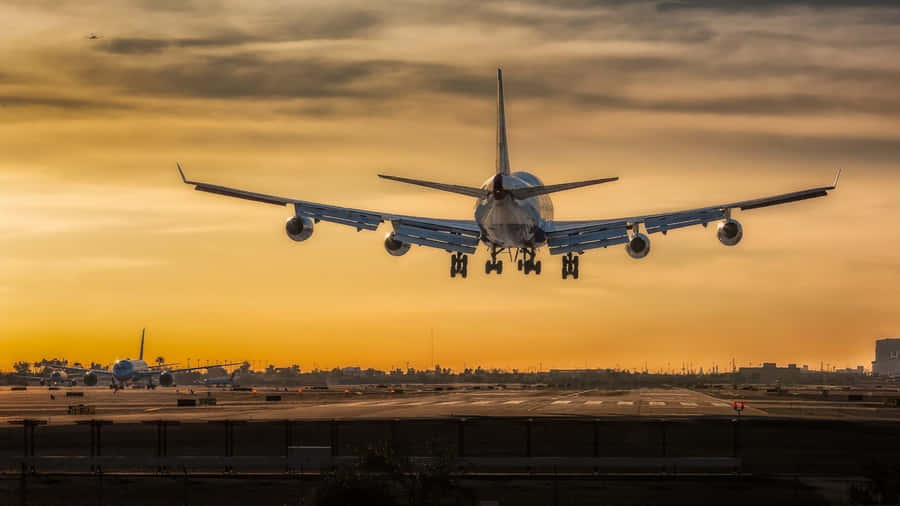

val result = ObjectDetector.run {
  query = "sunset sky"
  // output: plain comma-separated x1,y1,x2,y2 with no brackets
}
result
1,0,899,373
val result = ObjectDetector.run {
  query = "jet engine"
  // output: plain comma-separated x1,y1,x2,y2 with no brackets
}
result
717,219,743,246
159,371,174,387
626,233,651,259
83,371,98,386
383,232,411,257
285,215,314,242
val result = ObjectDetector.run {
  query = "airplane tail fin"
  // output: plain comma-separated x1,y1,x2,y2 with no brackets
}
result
139,328,145,361
496,68,510,175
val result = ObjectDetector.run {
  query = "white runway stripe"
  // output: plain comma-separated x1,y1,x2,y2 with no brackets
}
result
617,401,634,406
712,402,731,407
404,401,428,406
551,400,571,405
584,400,604,405
436,400,462,406
648,401,666,406
503,400,525,405
680,402,698,407
470,400,492,405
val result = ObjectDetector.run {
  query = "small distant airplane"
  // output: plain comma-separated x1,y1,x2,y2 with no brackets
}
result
178,68,839,280
85,33,103,40
204,369,243,388
62,329,241,389
14,369,76,387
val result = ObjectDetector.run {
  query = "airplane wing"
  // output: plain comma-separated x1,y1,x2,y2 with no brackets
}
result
545,171,840,255
58,366,114,376
137,362,245,376
178,164,482,253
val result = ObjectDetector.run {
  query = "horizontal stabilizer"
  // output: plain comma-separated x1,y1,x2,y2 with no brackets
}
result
508,177,618,199
378,174,489,199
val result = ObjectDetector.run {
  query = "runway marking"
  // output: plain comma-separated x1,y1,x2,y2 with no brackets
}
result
551,400,571,405
648,401,666,406
503,400,525,405
712,402,731,407
436,400,462,406
679,402,698,407
617,401,634,406
584,400,604,405
144,408,161,412
470,401,492,405
370,401,402,407
404,401,428,406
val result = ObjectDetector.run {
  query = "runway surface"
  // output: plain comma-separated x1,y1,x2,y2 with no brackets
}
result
0,386,762,424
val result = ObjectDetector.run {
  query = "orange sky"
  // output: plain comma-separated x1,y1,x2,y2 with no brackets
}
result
1,0,899,373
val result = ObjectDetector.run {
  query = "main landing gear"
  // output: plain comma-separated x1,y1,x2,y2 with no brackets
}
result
561,252,580,279
485,246,503,275
516,248,542,275
450,252,468,278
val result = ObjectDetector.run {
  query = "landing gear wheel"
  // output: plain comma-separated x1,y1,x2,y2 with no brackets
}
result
450,252,468,278
517,259,523,271
485,260,492,274
562,252,580,279
534,261,541,275
496,260,503,274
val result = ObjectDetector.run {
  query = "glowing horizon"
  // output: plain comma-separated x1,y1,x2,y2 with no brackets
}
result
1,0,898,374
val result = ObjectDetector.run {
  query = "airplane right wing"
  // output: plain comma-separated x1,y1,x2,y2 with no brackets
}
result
545,171,840,255
178,164,482,253
58,366,114,376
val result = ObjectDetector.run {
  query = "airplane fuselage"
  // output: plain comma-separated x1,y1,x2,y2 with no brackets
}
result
475,172,554,248
112,358,149,383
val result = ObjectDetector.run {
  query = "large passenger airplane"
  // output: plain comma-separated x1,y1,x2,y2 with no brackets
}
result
178,69,839,279
62,329,240,389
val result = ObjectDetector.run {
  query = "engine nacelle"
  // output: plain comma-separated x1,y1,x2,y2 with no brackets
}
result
83,371,98,386
159,371,174,387
383,232,411,257
717,219,743,246
626,233,651,259
285,215,314,242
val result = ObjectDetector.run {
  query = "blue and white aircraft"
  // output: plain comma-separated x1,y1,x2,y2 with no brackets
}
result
63,329,240,389
178,69,839,280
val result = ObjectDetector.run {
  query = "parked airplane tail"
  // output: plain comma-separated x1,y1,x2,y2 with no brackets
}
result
139,328,145,361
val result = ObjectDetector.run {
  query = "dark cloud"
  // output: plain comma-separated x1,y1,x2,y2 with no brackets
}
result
97,11,381,55
657,0,900,12
0,95,129,110
574,92,900,116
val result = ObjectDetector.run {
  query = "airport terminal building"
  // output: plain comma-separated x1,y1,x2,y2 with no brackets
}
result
872,338,900,376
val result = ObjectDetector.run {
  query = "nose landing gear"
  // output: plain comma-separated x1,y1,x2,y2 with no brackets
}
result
562,252,580,279
485,246,503,275
450,252,468,278
516,248,542,275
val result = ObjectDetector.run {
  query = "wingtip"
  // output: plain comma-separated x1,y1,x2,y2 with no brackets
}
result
832,168,842,188
176,163,187,183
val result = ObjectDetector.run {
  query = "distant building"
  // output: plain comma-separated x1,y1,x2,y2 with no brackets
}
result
341,366,362,376
738,362,815,384
872,339,900,376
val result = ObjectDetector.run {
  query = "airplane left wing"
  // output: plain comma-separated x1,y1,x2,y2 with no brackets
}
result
546,171,840,255
178,164,481,253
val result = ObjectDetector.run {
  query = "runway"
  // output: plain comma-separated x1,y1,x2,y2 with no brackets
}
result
0,386,761,424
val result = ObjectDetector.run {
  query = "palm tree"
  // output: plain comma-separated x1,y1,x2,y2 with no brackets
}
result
155,356,165,367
